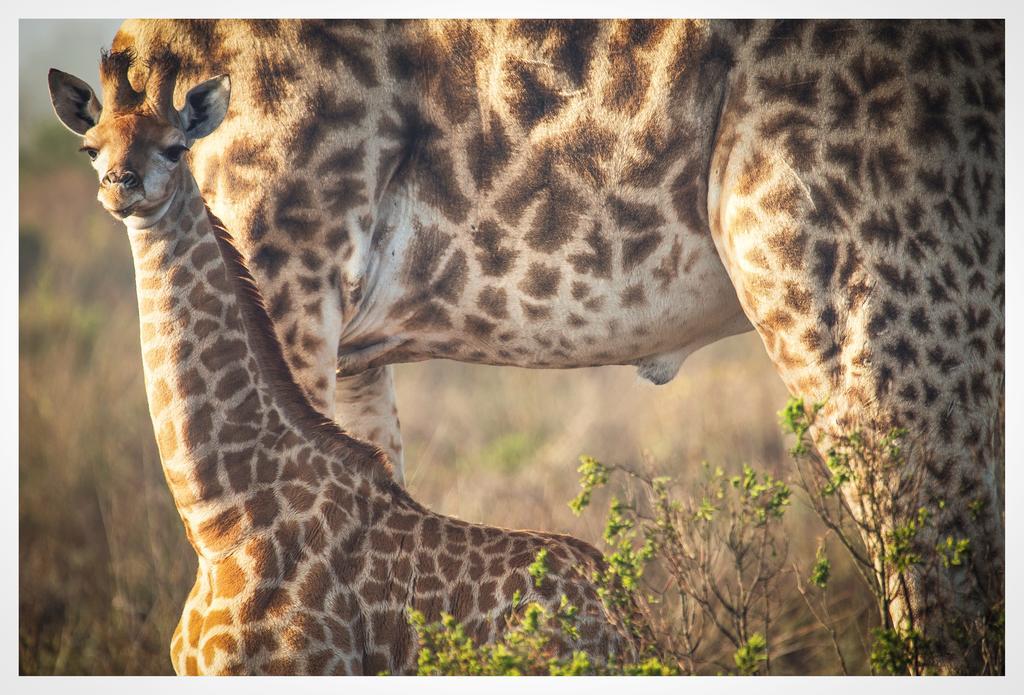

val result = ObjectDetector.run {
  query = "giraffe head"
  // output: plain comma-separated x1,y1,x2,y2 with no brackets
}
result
48,50,230,229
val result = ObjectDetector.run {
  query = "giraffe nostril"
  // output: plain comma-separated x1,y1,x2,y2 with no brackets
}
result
104,170,141,189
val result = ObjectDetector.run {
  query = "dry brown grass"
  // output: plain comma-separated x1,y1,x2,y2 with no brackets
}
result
19,123,874,675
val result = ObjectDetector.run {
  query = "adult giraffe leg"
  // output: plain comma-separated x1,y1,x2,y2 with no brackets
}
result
334,366,405,484
708,70,1003,673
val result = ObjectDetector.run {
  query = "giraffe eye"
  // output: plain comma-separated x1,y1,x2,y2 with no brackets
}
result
162,145,189,162
79,146,98,161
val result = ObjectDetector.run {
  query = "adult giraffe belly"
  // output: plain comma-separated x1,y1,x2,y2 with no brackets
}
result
332,191,752,384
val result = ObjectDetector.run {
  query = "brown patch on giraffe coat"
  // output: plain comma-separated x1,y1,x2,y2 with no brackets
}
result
607,194,665,233
199,337,248,373
477,286,509,319
156,420,179,461
213,556,246,599
567,224,612,279
519,263,561,299
603,20,667,113
245,489,279,528
433,249,469,303
299,562,331,611
197,506,244,554
621,232,663,272
504,57,567,131
471,219,519,277
620,285,646,308
378,99,470,223
495,150,584,253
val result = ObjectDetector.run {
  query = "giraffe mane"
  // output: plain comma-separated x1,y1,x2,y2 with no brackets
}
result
205,207,424,510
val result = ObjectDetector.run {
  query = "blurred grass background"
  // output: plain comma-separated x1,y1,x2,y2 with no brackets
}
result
19,19,874,675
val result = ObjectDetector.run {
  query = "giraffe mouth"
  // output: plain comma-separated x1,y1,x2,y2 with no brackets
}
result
109,203,138,219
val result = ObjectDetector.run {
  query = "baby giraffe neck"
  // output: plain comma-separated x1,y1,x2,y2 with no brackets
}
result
128,175,272,558
128,171,401,561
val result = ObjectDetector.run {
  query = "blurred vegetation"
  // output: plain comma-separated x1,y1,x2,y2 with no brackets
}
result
412,402,1002,676
411,436,864,675
20,115,875,675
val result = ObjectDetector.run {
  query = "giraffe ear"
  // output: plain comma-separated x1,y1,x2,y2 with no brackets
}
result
180,74,230,142
48,68,102,135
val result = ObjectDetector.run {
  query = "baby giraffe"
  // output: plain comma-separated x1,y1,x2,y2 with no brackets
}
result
48,51,632,675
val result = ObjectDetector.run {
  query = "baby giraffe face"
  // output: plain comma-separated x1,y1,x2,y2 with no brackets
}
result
47,51,230,229
80,110,189,223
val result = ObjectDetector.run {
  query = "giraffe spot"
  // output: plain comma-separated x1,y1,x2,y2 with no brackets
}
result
288,86,367,171
519,263,561,299
670,158,708,233
653,237,685,289
735,150,773,197
438,553,463,583
368,528,399,554
226,391,260,423
197,506,244,553
306,649,333,675
521,302,552,321
378,100,470,223
328,616,354,651
200,337,248,373
417,575,444,593
192,318,219,341
362,580,389,603
154,419,179,462
182,403,215,451
495,151,584,250
420,517,442,549
214,557,246,599
143,346,167,372
218,423,260,446
466,119,512,192
620,284,646,308
606,194,665,233
504,56,567,130
477,286,508,319
187,609,203,647
214,368,250,400
501,572,528,600
390,555,414,584
150,379,174,418
170,266,194,287
414,551,436,575
245,489,279,528
223,449,254,494
299,561,330,611
552,118,616,186
190,241,219,270
568,224,612,279
603,21,665,113
621,232,662,272
755,19,808,61
262,657,295,676
433,249,469,303
471,219,519,277
251,244,289,281
486,556,505,577
458,314,494,340
282,483,317,513
363,651,389,677
331,545,365,584
370,610,398,647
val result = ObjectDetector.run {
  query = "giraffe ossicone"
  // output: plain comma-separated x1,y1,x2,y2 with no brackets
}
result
48,50,635,675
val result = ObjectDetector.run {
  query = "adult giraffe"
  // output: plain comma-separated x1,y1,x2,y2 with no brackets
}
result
95,19,1002,672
